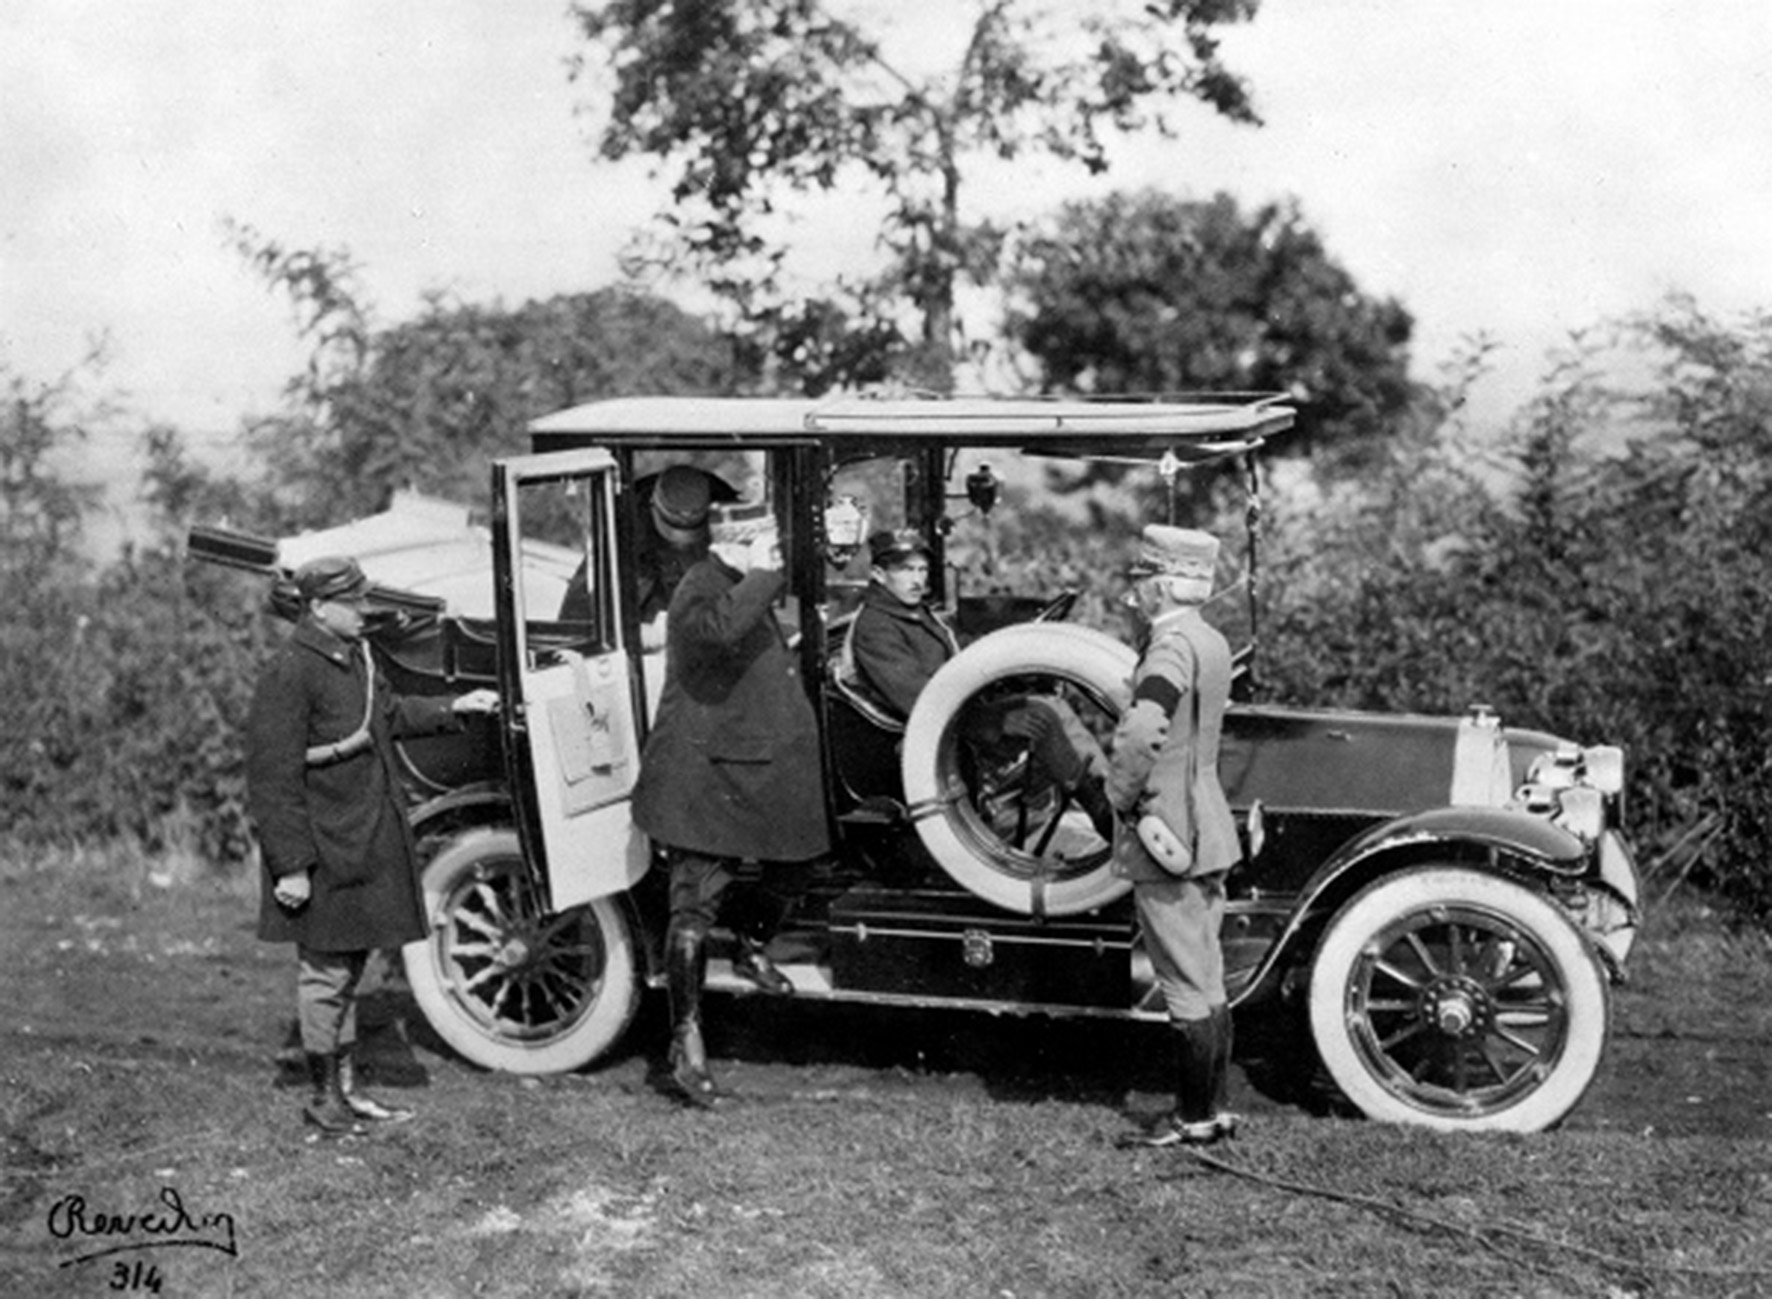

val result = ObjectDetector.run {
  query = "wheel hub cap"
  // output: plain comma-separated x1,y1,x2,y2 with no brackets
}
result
1424,977,1487,1038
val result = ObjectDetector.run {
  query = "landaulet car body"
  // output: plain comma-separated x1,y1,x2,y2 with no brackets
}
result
190,392,1640,1132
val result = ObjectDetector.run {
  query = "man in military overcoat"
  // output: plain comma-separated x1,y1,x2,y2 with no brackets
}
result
246,555,496,1135
630,504,832,1107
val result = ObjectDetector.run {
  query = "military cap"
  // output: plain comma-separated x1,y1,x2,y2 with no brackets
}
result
650,465,715,544
295,554,370,603
868,527,932,568
1126,526,1219,581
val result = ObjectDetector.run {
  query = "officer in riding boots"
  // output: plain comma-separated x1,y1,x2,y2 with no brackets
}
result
246,555,498,1136
629,504,832,1107
1019,526,1242,1146
1110,525,1242,1146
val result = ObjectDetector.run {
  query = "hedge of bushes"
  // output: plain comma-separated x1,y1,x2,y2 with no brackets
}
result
4,303,1769,924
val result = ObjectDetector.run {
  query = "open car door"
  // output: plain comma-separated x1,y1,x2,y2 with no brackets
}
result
491,449,648,912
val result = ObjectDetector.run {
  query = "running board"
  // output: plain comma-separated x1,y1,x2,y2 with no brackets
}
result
702,957,1166,1023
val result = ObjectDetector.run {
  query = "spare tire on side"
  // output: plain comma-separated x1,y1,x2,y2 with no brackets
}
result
901,623,1137,917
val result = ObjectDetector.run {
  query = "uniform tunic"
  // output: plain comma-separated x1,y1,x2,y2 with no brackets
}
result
849,584,961,720
1105,607,1241,1020
630,556,831,863
1106,608,1240,883
246,617,461,953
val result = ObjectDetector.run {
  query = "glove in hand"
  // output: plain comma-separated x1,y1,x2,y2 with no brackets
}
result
1006,699,1086,789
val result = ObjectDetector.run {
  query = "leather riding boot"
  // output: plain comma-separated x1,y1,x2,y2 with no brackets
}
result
732,936,793,996
725,872,802,995
1117,1018,1227,1149
665,922,723,1108
338,1050,415,1123
1207,1004,1240,1138
1172,1016,1220,1127
301,1052,364,1136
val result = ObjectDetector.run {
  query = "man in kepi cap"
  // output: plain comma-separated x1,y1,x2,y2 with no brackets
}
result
847,527,960,722
636,465,719,629
1101,525,1244,1148
629,501,832,1108
558,464,727,647
246,555,498,1137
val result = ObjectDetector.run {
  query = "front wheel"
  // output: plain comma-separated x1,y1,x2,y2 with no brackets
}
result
1307,867,1609,1132
403,828,639,1074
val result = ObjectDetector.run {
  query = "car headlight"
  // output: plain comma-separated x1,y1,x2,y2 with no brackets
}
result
1580,745,1624,796
1553,786,1605,842
1525,742,1581,789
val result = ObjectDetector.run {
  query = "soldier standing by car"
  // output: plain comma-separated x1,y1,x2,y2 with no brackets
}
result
630,503,833,1108
986,527,1240,1146
246,555,498,1136
1104,526,1243,1147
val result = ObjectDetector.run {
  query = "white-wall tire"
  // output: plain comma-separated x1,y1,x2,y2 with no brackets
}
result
1307,866,1610,1132
402,827,639,1074
901,623,1137,916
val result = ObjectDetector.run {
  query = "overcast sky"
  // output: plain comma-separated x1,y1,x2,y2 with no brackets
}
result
5,1,1771,499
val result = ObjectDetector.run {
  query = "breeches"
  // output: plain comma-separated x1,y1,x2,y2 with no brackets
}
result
296,945,369,1053
1134,873,1227,1023
665,848,813,937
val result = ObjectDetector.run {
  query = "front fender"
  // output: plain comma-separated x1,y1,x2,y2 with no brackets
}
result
1233,805,1591,1009
1326,805,1589,877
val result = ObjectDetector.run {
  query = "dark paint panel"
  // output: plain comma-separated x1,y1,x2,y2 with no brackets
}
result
1232,810,1384,895
1221,706,1462,814
829,886,1133,1007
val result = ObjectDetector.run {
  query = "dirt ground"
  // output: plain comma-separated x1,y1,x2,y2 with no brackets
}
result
2,860,1769,1296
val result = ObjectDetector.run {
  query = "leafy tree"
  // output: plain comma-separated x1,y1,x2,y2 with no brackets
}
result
304,289,752,514
228,222,749,520
568,0,1263,392
1,349,105,837
1,343,108,576
1004,189,1416,464
0,349,261,861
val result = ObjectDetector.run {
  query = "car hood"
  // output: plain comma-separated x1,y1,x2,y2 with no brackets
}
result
1222,704,1557,815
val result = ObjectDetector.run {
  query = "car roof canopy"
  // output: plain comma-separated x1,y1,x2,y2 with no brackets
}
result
528,394,1293,463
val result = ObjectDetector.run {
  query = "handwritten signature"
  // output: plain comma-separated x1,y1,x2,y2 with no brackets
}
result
48,1186,239,1267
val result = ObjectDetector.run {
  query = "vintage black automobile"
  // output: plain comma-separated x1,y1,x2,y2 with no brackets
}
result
193,394,1641,1132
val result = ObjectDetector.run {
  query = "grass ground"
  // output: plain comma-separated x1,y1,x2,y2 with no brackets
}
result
2,843,1769,1298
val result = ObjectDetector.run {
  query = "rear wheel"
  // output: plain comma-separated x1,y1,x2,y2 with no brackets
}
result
1307,866,1609,1132
403,828,639,1074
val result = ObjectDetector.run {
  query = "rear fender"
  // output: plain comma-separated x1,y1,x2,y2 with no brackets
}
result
408,784,513,843
407,788,663,981
1232,805,1591,1008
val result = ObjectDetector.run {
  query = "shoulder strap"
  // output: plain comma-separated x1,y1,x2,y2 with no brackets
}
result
305,643,376,767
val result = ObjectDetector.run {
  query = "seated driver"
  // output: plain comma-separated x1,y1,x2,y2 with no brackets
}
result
848,527,960,722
